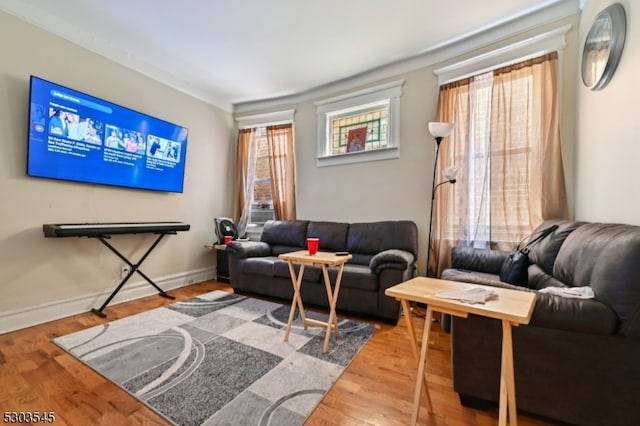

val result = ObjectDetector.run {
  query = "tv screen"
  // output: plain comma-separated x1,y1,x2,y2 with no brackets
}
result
27,76,188,193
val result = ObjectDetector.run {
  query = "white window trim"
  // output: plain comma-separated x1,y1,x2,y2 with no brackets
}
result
433,24,571,85
315,80,404,167
235,109,295,129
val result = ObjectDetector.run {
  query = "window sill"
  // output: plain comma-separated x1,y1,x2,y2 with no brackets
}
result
316,146,399,167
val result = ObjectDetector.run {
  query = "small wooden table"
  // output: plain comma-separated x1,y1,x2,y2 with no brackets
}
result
279,250,352,353
385,277,536,426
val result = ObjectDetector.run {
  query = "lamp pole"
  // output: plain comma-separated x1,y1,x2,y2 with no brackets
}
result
426,137,442,278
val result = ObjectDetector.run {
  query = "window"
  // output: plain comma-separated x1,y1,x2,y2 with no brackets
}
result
428,52,568,277
315,80,403,167
235,110,296,238
250,127,275,225
328,101,389,154
449,71,535,245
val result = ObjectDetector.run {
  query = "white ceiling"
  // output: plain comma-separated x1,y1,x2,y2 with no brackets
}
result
1,0,576,110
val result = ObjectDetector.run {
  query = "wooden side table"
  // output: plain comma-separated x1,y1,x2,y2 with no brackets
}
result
278,250,352,353
386,277,536,426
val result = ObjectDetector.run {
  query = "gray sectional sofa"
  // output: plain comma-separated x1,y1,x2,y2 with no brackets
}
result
441,219,640,426
226,219,418,324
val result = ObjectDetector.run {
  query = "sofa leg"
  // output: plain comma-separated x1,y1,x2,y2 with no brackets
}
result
458,393,492,411
441,313,451,333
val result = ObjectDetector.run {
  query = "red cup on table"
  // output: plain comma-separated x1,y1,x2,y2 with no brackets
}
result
307,237,319,255
224,236,233,245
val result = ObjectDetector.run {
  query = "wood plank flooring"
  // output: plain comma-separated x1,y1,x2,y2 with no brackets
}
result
0,280,560,425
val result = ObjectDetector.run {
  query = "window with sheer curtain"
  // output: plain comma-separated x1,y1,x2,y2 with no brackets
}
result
429,52,569,277
235,123,296,237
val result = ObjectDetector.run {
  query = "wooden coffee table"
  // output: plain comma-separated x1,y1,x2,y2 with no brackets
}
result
279,250,352,353
386,277,536,426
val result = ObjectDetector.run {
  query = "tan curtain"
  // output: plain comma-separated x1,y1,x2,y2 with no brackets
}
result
430,52,568,277
235,128,258,236
266,124,297,220
491,53,569,230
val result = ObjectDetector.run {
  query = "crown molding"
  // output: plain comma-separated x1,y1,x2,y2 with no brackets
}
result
434,24,572,85
233,0,581,115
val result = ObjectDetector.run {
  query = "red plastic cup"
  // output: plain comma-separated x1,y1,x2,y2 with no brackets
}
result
307,238,319,255
224,236,233,245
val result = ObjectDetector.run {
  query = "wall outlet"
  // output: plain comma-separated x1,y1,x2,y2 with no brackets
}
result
121,265,131,279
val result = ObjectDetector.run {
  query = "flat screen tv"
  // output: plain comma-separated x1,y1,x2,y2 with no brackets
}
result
27,76,188,193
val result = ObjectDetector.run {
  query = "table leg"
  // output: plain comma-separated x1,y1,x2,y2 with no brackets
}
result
400,298,431,399
321,263,343,353
499,320,517,426
401,299,420,360
284,262,307,342
410,306,434,425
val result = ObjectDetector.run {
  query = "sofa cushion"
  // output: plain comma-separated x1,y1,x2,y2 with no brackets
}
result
451,246,509,275
261,220,309,248
238,257,277,277
347,221,418,257
527,219,583,275
270,245,304,256
273,260,323,282
307,221,349,252
349,253,374,266
527,264,569,290
329,264,378,292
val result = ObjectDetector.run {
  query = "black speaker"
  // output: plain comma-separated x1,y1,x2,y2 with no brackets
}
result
214,217,237,244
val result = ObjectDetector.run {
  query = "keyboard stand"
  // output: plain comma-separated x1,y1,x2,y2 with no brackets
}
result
91,232,176,317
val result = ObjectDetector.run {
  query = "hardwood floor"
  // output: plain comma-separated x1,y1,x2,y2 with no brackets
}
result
0,281,559,425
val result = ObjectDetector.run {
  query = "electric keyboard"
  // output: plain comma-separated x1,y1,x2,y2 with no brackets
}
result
43,222,190,238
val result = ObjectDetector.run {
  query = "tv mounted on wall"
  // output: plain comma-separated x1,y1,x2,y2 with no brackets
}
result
27,76,188,193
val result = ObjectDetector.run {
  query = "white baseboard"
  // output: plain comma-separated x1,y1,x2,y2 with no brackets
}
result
0,267,216,334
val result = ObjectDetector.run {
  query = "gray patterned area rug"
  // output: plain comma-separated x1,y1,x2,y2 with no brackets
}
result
54,290,376,425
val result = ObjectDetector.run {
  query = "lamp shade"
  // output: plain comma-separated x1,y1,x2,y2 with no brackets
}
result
444,166,458,181
428,122,455,138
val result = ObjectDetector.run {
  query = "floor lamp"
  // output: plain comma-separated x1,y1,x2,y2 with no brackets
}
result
426,122,456,278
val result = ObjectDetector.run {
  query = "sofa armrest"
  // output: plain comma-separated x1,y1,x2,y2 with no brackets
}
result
451,246,509,275
226,241,271,259
369,249,415,274
530,292,618,335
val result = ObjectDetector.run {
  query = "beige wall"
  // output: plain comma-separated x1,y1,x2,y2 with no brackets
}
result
575,0,640,224
0,10,234,332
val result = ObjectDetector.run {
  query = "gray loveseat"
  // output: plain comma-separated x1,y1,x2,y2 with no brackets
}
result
441,219,640,426
226,219,418,324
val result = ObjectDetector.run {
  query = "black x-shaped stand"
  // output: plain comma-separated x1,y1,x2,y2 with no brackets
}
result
91,232,176,317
